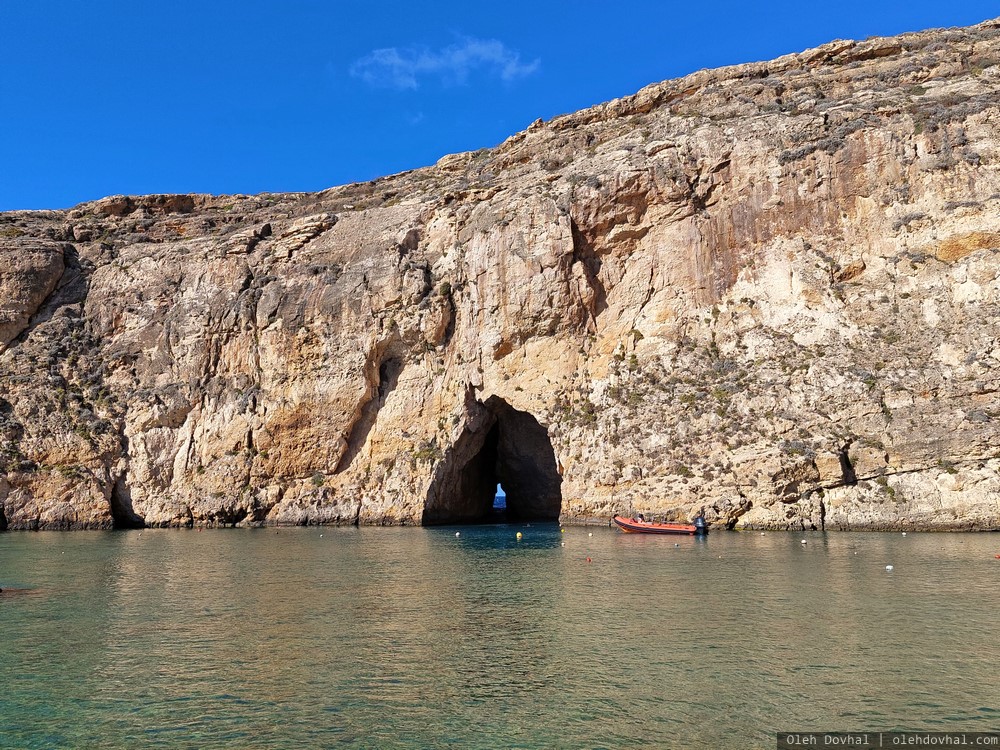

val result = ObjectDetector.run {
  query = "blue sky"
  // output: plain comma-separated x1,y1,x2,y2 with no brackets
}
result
2,1,997,210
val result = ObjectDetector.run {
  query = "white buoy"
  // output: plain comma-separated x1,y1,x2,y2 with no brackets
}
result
902,532,907,536
760,532,765,536
588,532,593,537
319,534,323,537
455,532,460,537
801,540,807,545
886,565,894,571
560,542,565,547
516,531,523,540
674,543,680,547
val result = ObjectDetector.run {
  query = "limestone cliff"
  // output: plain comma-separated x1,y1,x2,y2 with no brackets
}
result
3,19,1000,531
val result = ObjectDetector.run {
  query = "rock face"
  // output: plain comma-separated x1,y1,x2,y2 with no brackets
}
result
0,240,65,348
3,19,1000,531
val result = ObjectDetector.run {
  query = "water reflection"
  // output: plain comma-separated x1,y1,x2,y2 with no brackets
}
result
1,528,998,749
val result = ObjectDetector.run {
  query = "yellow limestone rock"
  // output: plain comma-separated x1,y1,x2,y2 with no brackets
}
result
3,18,1000,530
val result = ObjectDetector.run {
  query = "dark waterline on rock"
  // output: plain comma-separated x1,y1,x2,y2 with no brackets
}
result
2,526,998,749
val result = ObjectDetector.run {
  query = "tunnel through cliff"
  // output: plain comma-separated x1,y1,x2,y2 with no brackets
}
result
422,396,562,525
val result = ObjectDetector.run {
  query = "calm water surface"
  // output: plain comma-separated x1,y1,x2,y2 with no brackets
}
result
1,526,998,749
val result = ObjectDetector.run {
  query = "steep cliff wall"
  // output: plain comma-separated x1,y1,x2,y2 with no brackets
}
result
2,19,1000,530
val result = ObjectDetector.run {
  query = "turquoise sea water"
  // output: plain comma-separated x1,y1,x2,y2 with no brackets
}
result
1,526,998,749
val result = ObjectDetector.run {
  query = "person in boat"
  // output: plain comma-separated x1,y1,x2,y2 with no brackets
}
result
636,514,645,523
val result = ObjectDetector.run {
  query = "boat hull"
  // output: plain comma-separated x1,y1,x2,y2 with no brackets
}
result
612,515,708,535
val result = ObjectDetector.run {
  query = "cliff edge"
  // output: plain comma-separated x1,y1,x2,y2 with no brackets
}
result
2,19,1000,530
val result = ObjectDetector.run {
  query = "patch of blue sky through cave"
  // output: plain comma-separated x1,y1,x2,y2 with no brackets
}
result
493,483,507,510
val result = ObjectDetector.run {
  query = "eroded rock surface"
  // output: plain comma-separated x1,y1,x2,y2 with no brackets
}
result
3,19,1000,530
0,240,65,348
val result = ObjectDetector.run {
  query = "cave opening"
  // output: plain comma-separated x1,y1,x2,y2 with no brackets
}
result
493,483,507,515
423,396,562,525
110,473,145,530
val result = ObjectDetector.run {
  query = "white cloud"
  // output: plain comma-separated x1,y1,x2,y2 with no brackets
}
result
350,37,540,90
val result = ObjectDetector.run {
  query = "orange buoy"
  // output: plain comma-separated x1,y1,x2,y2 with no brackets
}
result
994,554,1000,559
586,557,592,563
